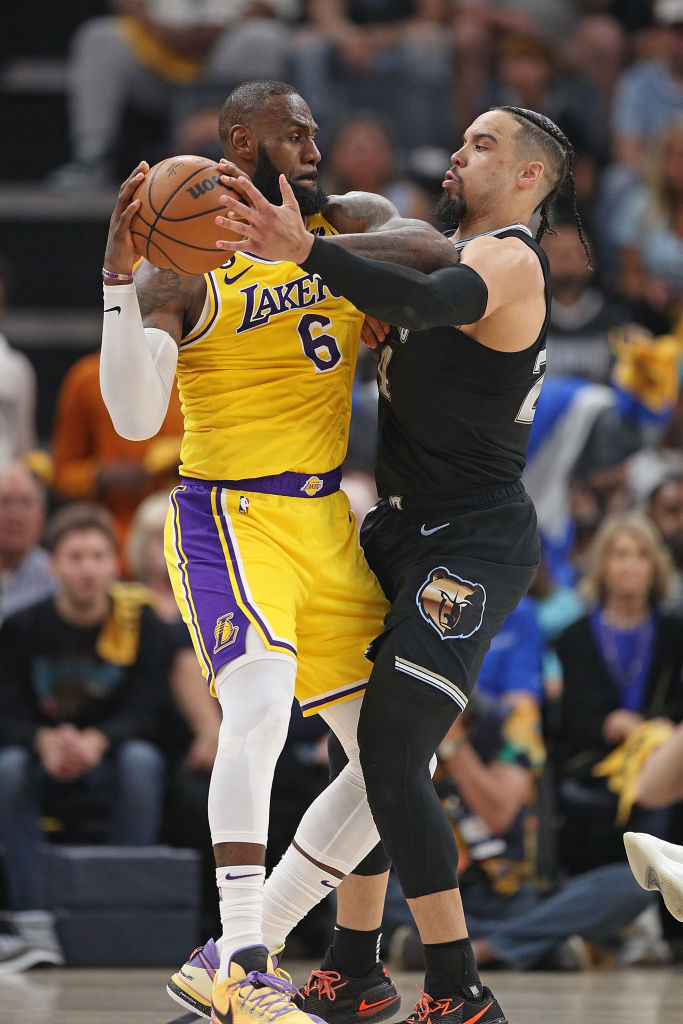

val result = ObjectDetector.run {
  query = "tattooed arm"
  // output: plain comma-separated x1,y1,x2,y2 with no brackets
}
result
134,261,207,343
322,191,459,273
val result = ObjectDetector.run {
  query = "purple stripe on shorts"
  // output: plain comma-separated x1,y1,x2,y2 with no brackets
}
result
170,486,215,681
181,468,342,498
299,680,367,713
172,485,252,674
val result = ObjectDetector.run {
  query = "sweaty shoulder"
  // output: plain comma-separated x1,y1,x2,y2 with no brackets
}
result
133,260,207,342
460,233,538,270
460,235,543,308
323,191,401,234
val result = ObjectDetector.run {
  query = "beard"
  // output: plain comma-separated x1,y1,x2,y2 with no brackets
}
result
252,144,328,216
434,190,467,228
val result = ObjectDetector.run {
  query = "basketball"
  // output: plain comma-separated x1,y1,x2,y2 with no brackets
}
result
130,155,246,275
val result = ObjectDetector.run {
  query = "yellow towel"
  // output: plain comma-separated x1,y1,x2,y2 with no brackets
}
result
593,719,675,825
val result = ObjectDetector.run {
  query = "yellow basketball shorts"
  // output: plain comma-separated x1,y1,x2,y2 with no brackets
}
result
164,477,388,715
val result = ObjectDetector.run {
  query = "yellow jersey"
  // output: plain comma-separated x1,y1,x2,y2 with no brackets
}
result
176,213,364,481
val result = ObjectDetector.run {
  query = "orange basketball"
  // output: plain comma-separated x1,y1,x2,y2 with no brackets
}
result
130,155,246,275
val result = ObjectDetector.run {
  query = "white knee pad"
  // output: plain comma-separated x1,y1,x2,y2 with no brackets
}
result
208,653,296,846
287,696,379,875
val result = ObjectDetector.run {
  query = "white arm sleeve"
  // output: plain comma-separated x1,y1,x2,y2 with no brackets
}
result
100,282,179,441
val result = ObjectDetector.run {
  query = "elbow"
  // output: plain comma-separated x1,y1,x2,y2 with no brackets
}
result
104,402,164,442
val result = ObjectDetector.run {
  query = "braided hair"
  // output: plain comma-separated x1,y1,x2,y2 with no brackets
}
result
492,105,591,265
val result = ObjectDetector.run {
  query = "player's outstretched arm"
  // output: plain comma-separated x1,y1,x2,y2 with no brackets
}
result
217,171,457,273
214,175,488,330
323,191,458,273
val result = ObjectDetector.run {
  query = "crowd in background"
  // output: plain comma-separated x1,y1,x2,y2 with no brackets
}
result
0,0,682,975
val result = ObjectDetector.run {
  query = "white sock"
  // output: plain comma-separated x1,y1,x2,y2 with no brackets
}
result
215,865,266,981
262,846,340,953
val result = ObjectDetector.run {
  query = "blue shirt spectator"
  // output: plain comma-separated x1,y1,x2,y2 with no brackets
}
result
475,597,544,703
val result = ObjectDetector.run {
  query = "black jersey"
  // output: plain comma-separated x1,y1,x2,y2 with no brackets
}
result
373,226,551,499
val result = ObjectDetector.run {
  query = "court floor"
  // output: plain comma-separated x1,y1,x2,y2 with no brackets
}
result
2,962,682,1024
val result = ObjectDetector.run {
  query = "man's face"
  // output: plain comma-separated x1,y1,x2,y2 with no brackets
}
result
50,529,118,609
0,468,45,559
436,110,525,225
544,225,592,299
251,94,327,216
650,479,683,567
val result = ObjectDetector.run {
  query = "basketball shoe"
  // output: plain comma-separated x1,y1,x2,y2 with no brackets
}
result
398,988,507,1024
624,832,683,922
298,946,400,1024
210,946,325,1024
167,939,400,1023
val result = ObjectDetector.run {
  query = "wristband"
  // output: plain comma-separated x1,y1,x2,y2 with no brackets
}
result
102,267,133,283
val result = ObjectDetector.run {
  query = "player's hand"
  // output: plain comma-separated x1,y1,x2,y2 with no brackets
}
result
361,315,390,349
103,161,149,278
214,174,314,265
218,159,250,182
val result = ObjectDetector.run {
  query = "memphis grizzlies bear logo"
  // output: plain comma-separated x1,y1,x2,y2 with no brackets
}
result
417,568,486,639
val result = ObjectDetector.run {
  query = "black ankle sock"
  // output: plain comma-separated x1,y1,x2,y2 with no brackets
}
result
423,939,482,1001
330,924,381,978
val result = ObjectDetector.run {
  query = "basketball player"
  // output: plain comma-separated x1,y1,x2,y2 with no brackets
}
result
100,80,459,1024
212,106,588,1024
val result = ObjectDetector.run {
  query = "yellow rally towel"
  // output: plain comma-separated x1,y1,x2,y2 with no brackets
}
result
610,328,680,416
118,17,204,83
96,582,155,667
593,719,675,825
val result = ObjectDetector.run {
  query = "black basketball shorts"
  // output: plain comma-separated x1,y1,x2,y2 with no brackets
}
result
359,481,541,709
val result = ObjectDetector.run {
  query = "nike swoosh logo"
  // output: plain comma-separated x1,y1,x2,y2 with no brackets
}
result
321,879,336,888
420,522,450,535
212,994,234,1024
461,1002,494,1024
224,871,262,880
224,265,253,285
358,996,399,1013
104,306,121,315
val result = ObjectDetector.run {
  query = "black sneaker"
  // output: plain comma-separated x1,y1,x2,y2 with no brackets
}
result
300,948,401,1024
401,988,507,1024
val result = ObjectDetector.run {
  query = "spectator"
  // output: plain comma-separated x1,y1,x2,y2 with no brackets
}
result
599,0,683,279
50,1,299,184
611,0,683,176
0,254,37,468
322,113,434,222
52,351,183,556
0,502,168,969
386,693,654,972
618,117,683,333
627,385,683,503
543,222,627,385
474,596,545,707
551,512,683,876
646,473,683,612
485,29,606,164
295,0,454,151
0,462,56,628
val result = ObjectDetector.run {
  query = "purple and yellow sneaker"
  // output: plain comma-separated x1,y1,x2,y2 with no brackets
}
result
167,938,218,1019
211,945,325,1024
167,940,289,1020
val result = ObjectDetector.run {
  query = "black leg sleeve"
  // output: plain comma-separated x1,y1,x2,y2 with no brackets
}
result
358,634,463,898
